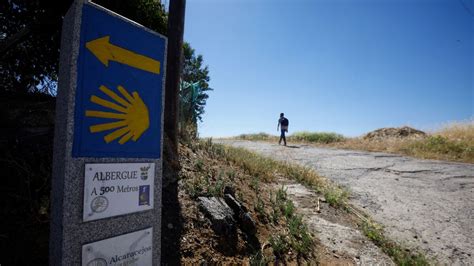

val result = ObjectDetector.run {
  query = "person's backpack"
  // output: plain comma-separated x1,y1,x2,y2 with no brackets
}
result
281,118,289,127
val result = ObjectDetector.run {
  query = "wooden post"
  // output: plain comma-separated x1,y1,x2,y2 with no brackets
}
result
164,0,186,153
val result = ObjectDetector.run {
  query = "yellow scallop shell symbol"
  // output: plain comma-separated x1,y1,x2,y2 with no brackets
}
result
85,85,150,144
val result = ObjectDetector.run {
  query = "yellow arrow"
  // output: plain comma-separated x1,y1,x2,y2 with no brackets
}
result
86,36,160,74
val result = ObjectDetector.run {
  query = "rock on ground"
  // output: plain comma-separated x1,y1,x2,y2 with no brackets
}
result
198,197,236,235
363,126,426,140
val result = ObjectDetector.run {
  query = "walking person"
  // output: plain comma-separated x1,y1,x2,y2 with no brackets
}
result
277,113,289,146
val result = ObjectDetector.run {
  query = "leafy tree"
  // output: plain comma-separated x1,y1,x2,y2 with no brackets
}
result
0,0,167,95
93,0,167,35
180,42,212,124
0,0,72,94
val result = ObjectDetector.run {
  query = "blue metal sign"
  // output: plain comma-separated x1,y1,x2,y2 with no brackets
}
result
72,4,166,158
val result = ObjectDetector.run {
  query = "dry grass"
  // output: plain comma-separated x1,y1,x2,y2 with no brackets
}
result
233,121,474,163
436,121,474,143
199,139,349,208
330,121,474,163
330,137,419,154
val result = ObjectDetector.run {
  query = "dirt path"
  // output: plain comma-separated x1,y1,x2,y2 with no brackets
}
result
217,140,474,265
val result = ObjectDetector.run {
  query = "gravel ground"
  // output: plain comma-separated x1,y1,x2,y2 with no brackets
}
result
217,140,474,265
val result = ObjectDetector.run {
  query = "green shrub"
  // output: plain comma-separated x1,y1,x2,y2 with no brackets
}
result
184,173,226,198
275,186,288,202
184,177,205,198
288,215,312,254
288,215,305,238
324,186,349,208
269,234,289,256
194,159,204,171
238,132,274,141
250,251,272,265
254,197,267,221
283,200,295,219
250,176,260,192
289,131,345,144
208,173,226,197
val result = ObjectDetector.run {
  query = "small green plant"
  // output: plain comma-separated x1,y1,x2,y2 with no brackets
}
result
199,172,226,197
209,177,226,197
254,196,267,220
269,188,288,224
269,234,289,257
249,251,272,266
237,191,244,202
269,192,282,224
292,229,313,255
276,186,287,202
194,159,204,171
361,219,430,265
204,174,211,189
324,186,349,208
270,210,281,224
288,215,305,238
227,169,236,180
287,215,313,254
250,176,260,193
361,220,384,245
184,178,205,198
184,170,227,198
283,200,295,219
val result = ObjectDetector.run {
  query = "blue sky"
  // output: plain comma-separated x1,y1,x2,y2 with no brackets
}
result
183,0,473,137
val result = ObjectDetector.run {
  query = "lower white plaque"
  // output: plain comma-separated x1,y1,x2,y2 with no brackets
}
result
83,163,155,221
82,228,153,266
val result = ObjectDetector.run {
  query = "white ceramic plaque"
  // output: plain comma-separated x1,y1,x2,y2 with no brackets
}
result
82,227,153,266
83,163,154,221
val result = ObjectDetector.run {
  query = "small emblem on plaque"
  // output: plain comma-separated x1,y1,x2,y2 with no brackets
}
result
91,196,109,213
140,165,150,180
139,185,150,205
